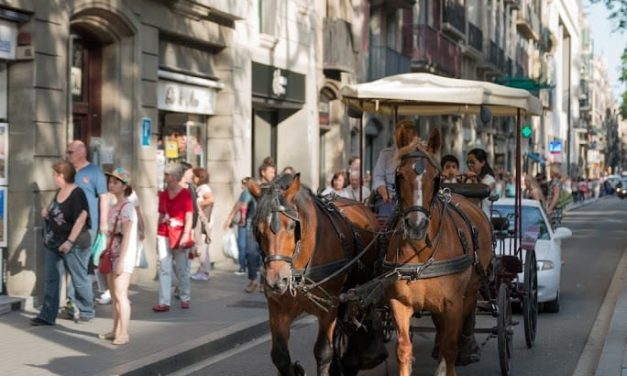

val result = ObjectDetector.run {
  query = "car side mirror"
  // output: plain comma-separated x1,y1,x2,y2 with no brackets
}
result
553,227,572,240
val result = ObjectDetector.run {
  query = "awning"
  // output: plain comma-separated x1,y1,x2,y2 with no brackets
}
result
526,152,546,165
341,72,543,117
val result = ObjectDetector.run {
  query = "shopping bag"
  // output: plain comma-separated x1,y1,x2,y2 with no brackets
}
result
91,232,107,266
222,230,239,262
135,241,148,269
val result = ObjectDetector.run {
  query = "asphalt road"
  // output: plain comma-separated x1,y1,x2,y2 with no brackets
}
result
180,196,627,375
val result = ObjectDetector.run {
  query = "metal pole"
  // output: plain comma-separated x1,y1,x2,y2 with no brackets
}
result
359,113,364,202
515,109,522,252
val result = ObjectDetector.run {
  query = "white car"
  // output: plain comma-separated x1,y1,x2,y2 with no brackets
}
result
492,198,572,313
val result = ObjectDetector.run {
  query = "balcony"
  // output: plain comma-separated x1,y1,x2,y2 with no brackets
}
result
402,24,461,78
463,22,483,59
441,0,466,41
368,46,411,81
516,5,540,41
323,18,355,73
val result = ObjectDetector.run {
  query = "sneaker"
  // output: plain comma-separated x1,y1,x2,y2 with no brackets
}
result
180,300,190,309
191,272,209,281
97,291,112,305
152,304,170,313
244,280,259,293
234,268,246,276
58,306,80,323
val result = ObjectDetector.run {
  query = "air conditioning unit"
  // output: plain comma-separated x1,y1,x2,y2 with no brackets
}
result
16,46,34,60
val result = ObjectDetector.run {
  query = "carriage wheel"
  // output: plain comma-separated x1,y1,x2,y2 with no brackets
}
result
497,282,512,376
523,249,538,348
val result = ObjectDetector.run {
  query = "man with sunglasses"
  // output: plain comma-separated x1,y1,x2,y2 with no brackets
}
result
61,140,108,320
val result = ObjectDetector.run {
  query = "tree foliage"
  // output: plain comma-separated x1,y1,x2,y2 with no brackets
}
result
591,0,627,31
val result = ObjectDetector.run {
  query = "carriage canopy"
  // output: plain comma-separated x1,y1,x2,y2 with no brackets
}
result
340,72,543,117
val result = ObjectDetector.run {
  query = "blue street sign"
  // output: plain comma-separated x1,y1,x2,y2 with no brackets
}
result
141,117,151,147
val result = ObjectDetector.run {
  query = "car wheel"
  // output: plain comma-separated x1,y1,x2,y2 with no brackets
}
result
544,290,560,313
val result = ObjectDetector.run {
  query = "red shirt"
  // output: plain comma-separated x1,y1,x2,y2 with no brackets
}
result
157,188,193,236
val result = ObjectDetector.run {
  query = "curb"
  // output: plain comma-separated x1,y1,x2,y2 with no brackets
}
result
98,316,270,376
0,296,24,315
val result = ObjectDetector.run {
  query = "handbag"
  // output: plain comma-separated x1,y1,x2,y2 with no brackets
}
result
222,230,239,262
98,202,127,274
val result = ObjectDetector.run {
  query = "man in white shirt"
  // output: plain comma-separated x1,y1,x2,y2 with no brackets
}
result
345,171,371,202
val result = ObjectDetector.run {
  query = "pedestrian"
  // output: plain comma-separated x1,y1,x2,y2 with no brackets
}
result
440,154,460,183
372,120,417,222
465,148,496,217
345,156,360,187
191,167,214,281
224,159,276,293
545,163,564,228
524,175,546,206
321,171,349,197
344,171,370,202
64,140,108,315
31,161,93,326
98,168,138,345
153,163,194,312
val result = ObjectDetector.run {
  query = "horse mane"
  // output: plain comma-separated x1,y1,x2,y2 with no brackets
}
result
253,173,314,229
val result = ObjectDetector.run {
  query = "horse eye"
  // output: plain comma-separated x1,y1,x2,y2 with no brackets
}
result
287,221,296,231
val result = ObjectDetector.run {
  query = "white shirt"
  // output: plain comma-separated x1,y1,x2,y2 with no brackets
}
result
344,185,371,202
481,174,496,218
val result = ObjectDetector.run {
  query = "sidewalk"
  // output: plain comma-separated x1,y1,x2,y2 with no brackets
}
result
0,262,270,376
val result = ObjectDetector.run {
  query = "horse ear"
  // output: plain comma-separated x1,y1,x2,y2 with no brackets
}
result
285,173,301,202
242,177,262,199
427,128,441,153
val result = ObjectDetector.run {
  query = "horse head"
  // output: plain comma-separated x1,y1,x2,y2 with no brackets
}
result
244,173,308,296
396,128,442,240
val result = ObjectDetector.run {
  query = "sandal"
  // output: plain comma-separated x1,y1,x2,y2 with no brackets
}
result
98,332,115,340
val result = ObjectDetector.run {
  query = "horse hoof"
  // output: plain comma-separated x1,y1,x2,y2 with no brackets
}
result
292,361,306,376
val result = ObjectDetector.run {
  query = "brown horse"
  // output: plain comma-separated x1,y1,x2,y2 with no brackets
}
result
386,128,493,376
244,173,385,376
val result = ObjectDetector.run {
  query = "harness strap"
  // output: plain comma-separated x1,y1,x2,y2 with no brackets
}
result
293,259,348,283
382,255,474,280
448,202,480,252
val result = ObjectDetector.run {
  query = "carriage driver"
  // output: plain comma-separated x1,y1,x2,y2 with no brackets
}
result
372,120,418,223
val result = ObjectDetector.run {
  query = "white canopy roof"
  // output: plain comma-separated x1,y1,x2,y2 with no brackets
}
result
340,73,543,117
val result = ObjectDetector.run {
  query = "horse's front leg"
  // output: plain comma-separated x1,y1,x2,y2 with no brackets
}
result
314,310,337,376
268,301,303,376
435,302,464,376
389,298,414,376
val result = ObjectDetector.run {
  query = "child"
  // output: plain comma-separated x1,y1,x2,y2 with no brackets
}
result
441,155,460,183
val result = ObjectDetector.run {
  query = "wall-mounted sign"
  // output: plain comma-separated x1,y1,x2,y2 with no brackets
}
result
252,62,305,104
141,117,151,147
157,80,217,115
548,140,562,154
0,19,17,60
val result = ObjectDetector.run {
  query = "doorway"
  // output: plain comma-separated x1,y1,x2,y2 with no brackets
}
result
252,109,278,176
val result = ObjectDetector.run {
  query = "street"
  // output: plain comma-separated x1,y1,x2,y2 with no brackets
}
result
176,196,627,375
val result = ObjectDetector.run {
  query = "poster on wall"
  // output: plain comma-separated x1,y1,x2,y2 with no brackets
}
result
0,187,6,247
0,123,7,186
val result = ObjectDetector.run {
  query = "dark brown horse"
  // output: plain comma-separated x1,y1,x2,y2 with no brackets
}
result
386,128,493,376
244,173,385,376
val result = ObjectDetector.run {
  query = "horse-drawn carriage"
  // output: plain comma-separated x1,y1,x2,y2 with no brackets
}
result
245,73,543,376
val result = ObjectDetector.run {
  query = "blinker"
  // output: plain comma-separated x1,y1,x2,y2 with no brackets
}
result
270,212,281,234
413,159,425,175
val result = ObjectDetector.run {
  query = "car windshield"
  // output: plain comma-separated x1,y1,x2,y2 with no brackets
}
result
492,205,550,240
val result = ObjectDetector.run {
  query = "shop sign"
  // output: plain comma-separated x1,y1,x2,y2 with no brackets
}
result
548,140,562,154
0,20,17,60
158,80,217,115
141,117,151,147
252,62,305,104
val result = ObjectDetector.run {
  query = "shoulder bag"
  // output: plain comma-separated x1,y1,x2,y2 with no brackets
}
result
99,202,127,274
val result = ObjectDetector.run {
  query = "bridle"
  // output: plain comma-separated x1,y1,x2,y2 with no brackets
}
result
259,187,303,266
396,147,442,234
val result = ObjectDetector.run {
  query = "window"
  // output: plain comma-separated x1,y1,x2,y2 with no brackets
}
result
492,205,550,240
259,0,277,35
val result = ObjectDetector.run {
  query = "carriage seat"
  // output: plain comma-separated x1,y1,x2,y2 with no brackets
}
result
441,183,491,200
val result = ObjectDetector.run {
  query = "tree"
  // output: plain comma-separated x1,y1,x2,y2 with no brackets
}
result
591,0,627,31
622,92,627,119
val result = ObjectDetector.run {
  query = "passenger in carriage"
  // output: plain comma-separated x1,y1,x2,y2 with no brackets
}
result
320,170,350,198
372,120,418,222
440,154,460,183
465,148,496,217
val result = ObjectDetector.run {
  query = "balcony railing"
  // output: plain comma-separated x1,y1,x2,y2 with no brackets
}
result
402,24,461,78
442,0,466,40
488,40,499,67
516,5,540,40
323,19,355,73
467,22,482,52
368,46,411,81
504,0,520,9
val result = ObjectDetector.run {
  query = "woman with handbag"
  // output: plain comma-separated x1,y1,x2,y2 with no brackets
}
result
153,163,194,312
97,167,138,345
190,167,214,281
31,161,93,326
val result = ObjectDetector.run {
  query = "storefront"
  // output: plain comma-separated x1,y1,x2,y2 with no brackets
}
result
251,62,305,175
156,70,223,188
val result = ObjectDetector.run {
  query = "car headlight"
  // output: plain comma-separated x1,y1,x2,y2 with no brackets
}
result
537,260,554,271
